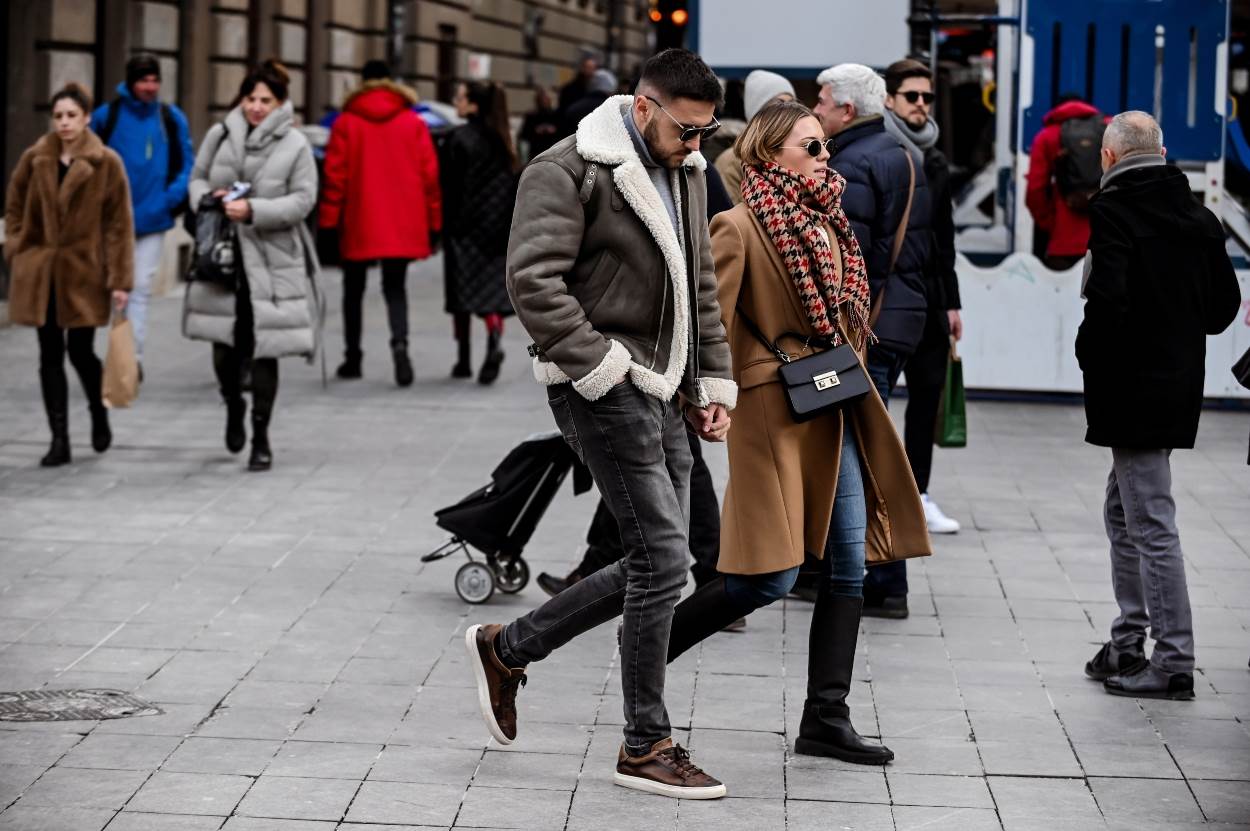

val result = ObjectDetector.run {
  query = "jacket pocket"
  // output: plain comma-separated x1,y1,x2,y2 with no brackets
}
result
577,250,621,319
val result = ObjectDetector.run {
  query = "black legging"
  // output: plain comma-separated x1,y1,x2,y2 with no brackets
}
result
212,273,278,420
37,288,103,420
341,258,410,354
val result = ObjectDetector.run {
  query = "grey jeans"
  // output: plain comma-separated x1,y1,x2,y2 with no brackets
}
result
1104,447,1195,673
499,382,692,754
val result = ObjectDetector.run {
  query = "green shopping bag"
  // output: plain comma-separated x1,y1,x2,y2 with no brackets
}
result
935,337,967,448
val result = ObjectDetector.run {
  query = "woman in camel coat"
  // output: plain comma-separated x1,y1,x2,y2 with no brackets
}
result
4,83,134,467
665,101,930,765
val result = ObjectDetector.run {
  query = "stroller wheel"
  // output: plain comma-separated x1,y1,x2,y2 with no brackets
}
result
495,559,530,594
455,561,496,604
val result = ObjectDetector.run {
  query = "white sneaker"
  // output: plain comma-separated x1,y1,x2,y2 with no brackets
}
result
922,494,960,534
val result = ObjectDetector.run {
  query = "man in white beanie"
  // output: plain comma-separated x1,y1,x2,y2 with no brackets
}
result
715,69,796,203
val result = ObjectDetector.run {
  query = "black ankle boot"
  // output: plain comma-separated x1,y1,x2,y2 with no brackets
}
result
89,405,111,453
248,415,272,471
336,350,362,380
391,340,414,387
41,410,71,467
452,334,472,379
666,577,750,663
794,593,894,765
478,331,505,385
225,398,247,454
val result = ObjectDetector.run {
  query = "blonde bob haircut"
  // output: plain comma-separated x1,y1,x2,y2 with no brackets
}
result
735,99,821,168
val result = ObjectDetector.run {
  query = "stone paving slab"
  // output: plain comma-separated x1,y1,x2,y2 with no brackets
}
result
0,262,1248,829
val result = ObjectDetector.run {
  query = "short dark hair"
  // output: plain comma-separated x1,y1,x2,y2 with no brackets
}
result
637,49,722,107
50,82,92,113
362,59,391,82
239,59,291,103
126,53,162,90
884,58,931,96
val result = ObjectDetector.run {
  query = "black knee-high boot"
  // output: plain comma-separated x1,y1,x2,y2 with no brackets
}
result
664,577,751,663
68,337,109,453
38,362,71,467
248,359,278,471
452,313,472,378
794,592,894,764
213,344,247,453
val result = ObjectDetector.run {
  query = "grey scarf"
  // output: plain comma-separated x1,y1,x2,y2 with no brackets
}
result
883,109,939,165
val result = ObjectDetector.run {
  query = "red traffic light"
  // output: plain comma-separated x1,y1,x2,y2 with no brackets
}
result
671,9,689,26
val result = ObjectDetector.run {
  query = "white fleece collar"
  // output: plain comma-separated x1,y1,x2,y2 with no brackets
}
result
573,96,709,401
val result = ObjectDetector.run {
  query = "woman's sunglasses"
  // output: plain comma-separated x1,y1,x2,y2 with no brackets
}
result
898,91,936,105
782,138,837,158
645,96,721,143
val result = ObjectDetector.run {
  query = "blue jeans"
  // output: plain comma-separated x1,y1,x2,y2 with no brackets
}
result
724,423,869,607
863,344,911,597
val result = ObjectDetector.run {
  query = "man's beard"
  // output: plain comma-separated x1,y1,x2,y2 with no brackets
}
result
643,117,685,170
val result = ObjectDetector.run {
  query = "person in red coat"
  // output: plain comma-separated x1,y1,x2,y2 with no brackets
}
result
1025,97,1103,270
320,61,442,387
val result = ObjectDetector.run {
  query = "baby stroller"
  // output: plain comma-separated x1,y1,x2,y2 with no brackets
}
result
422,431,593,603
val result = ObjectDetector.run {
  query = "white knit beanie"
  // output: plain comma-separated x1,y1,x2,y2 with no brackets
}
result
744,70,796,121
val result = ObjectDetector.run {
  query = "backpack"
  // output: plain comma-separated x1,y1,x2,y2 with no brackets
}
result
99,98,189,217
1055,114,1106,213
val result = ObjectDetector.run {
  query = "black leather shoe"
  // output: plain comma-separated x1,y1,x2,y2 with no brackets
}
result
392,341,414,387
1085,641,1147,681
478,349,505,385
247,416,272,472
451,361,473,379
41,435,71,467
1104,664,1195,700
225,399,247,454
90,406,112,453
862,594,908,619
795,705,895,764
537,570,582,597
336,354,362,380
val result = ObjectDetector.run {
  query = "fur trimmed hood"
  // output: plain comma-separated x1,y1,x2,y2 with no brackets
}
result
343,79,420,122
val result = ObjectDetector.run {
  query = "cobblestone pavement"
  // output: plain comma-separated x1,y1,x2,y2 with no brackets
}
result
1,260,1248,830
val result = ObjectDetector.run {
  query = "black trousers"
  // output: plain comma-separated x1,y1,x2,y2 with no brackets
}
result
212,275,278,420
901,309,951,495
37,288,103,422
341,259,411,356
575,430,721,586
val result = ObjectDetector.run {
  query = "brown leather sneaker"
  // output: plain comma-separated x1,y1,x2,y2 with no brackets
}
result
614,738,726,799
465,623,526,745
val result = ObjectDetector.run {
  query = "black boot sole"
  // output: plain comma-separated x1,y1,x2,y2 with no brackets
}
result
794,737,895,765
1103,685,1195,701
1084,659,1147,682
40,451,71,467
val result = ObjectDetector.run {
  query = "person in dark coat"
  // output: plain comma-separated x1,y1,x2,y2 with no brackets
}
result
442,81,518,384
557,54,599,115
558,69,617,141
518,86,561,163
1078,111,1241,701
814,62,932,618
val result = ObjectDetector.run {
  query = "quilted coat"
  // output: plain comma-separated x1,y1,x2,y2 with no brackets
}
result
182,101,321,359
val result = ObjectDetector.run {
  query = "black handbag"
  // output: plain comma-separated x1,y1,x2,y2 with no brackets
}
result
737,308,872,422
186,194,240,288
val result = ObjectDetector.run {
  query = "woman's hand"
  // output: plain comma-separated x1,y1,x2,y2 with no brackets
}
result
947,309,963,341
223,199,252,222
686,403,731,442
112,290,129,312
212,188,229,198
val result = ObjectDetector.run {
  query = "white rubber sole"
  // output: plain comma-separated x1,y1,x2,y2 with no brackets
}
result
613,771,727,800
464,624,513,746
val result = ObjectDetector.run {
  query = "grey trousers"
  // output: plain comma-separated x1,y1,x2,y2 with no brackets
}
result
1104,448,1195,673
499,382,692,754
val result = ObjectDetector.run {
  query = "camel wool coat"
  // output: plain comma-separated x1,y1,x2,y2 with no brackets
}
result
4,131,134,328
710,203,931,575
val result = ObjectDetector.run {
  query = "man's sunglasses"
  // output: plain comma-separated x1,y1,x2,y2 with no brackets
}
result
645,96,721,142
782,138,836,158
899,91,936,105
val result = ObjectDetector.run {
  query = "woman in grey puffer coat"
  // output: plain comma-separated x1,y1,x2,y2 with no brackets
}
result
183,60,321,471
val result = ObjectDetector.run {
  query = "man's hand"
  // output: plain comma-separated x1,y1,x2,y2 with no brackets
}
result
223,199,251,222
947,309,963,341
686,403,730,442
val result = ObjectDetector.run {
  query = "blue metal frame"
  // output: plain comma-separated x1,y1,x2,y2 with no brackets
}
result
1021,0,1228,161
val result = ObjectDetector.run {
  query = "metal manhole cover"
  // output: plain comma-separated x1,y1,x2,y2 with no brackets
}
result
0,689,163,722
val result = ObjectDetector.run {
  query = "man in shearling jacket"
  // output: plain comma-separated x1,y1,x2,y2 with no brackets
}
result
464,48,737,799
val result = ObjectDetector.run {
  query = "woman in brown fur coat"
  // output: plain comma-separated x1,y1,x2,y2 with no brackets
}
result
4,83,134,466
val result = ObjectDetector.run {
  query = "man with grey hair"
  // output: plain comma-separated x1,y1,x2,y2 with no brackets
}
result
1078,110,1241,700
812,62,933,620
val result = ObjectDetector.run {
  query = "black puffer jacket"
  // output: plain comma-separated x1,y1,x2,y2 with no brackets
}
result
828,117,932,353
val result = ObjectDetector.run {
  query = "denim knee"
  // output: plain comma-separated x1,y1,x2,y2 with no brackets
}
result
725,566,800,611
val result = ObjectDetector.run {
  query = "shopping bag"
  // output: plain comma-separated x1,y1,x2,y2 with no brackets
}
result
934,337,966,448
102,315,139,409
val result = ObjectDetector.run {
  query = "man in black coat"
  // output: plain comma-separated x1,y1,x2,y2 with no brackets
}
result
815,62,933,618
1078,111,1241,700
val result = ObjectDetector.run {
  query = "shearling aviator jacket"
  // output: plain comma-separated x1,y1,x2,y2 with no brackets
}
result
505,95,737,407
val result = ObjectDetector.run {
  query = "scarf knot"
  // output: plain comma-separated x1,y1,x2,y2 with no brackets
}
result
741,162,873,346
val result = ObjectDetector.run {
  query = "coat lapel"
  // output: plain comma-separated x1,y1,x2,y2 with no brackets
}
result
56,159,94,218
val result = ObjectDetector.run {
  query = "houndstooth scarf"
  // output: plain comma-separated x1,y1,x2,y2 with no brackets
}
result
741,161,873,346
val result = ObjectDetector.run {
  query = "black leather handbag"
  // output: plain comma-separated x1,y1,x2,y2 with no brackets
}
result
737,308,872,422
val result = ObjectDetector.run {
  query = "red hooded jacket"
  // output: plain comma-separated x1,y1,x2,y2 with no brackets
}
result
1026,100,1103,259
320,80,442,261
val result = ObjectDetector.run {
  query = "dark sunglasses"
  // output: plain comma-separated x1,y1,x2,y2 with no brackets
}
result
645,96,721,142
781,138,836,158
899,90,936,105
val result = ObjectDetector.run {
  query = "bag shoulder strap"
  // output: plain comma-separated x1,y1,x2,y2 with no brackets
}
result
736,305,833,363
578,161,598,204
99,99,122,146
870,149,916,327
160,104,182,186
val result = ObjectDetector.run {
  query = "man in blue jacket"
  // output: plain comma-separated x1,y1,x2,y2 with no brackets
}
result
93,54,194,373
815,63,933,619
